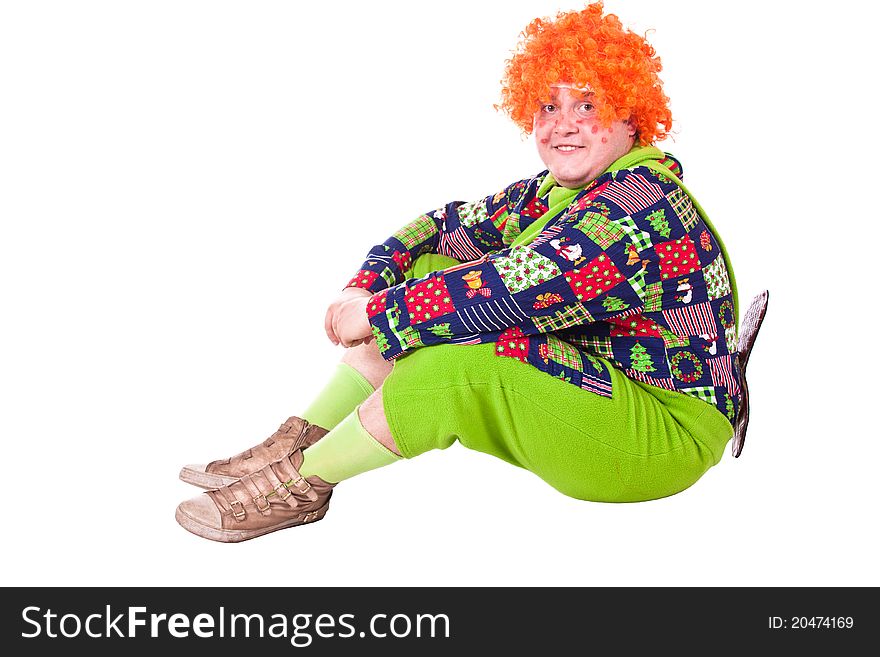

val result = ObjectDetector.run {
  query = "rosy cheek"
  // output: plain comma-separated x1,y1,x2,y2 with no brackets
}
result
536,120,547,128
591,125,599,134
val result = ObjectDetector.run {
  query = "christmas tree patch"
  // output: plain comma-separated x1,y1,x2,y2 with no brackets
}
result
629,342,656,373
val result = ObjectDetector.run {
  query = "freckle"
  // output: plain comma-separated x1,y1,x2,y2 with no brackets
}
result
591,125,599,134
575,119,584,124
601,137,608,143
540,138,549,144
608,127,614,133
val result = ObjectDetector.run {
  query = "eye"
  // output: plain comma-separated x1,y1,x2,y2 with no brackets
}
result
540,103,557,114
575,102,595,116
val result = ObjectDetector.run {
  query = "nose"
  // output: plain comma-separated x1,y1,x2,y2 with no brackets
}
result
553,107,579,135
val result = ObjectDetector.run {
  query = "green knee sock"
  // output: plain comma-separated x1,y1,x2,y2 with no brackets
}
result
300,363,374,431
299,408,401,484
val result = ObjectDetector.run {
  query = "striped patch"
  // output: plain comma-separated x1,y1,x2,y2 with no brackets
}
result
625,370,676,390
529,224,563,248
457,297,527,333
706,354,739,394
662,302,717,337
438,226,485,262
602,174,664,215
450,334,482,345
581,370,613,397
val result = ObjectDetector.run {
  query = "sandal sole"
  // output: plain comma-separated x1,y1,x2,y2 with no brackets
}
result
175,501,330,543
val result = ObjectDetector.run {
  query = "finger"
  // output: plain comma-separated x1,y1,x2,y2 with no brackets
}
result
324,306,339,345
333,314,350,348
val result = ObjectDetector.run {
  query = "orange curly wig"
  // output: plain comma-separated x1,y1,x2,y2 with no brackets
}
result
500,2,672,145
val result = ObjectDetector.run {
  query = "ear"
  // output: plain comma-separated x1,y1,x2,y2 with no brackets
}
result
626,119,637,139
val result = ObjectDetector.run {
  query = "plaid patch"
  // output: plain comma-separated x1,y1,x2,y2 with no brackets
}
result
680,386,717,406
398,325,424,350
643,282,664,312
617,215,653,252
572,212,625,249
501,212,522,244
493,246,562,293
658,326,690,348
393,214,438,250
380,268,397,287
577,335,614,359
532,303,594,332
666,188,699,231
542,335,583,370
457,199,490,228
702,254,732,301
628,268,648,301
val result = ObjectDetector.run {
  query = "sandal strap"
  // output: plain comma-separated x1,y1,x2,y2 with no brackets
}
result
273,456,318,502
238,474,272,514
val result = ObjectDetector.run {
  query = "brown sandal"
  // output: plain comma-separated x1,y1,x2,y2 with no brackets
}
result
179,416,328,489
731,290,769,457
175,438,334,543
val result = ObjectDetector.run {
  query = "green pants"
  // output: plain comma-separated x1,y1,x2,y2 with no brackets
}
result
382,255,733,503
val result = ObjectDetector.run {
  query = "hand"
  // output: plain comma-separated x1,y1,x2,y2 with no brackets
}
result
324,287,374,347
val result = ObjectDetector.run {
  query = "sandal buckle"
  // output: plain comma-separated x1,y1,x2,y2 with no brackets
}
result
229,499,246,520
289,476,311,495
273,482,292,501
253,494,271,513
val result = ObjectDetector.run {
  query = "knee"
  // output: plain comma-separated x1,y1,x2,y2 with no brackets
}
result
341,340,392,389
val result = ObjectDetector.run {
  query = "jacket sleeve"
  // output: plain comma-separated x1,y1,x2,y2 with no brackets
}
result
343,175,542,294
368,169,688,360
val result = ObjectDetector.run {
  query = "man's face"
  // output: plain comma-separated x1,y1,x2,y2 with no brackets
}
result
534,86,635,189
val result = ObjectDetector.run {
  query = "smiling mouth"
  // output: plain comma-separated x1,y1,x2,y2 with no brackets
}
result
554,145,583,152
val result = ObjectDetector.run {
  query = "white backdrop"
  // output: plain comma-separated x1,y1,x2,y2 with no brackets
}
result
1,0,876,586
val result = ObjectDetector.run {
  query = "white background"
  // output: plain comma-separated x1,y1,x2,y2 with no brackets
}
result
1,0,876,587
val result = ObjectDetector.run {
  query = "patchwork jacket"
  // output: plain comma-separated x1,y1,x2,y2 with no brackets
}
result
346,149,740,425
